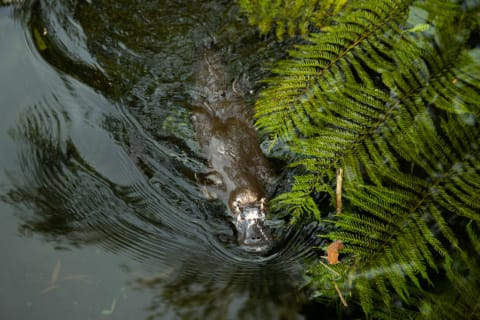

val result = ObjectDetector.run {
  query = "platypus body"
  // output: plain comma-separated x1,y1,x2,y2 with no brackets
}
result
191,43,272,252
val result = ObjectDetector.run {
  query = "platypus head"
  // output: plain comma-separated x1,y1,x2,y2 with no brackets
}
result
230,188,272,252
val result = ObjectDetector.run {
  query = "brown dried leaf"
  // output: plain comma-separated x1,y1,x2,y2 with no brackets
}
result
327,240,344,264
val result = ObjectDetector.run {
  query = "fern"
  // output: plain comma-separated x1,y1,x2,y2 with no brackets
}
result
254,0,480,221
243,0,480,316
237,0,348,39
321,114,480,315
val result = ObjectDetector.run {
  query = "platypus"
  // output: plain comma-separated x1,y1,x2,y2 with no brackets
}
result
191,43,272,252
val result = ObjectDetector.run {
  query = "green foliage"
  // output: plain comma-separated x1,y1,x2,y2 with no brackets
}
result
237,0,348,39
413,221,480,320
243,0,480,317
321,114,480,317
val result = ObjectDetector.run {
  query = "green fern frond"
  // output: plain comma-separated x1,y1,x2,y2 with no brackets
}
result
256,0,480,200
245,0,480,316
255,0,413,143
271,173,330,221
273,191,321,223
314,114,480,314
237,0,348,39
412,220,480,320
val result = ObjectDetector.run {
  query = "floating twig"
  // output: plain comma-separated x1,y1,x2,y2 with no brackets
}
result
101,298,117,315
50,259,62,284
40,259,61,294
62,274,94,284
40,284,58,295
40,259,93,294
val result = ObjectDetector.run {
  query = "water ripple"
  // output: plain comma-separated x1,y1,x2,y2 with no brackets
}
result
2,1,326,318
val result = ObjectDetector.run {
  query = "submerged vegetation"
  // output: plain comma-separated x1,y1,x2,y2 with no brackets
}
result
238,0,480,317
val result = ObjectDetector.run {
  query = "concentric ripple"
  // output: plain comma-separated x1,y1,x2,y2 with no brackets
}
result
3,0,326,318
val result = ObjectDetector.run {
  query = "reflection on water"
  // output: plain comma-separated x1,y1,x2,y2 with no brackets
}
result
1,0,325,319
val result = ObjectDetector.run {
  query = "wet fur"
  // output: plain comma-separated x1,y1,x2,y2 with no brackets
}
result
191,43,271,220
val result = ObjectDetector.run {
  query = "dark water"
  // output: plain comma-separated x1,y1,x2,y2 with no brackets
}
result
0,1,324,319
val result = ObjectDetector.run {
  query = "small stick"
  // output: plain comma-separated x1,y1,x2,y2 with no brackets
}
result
319,260,340,277
333,280,348,307
336,168,343,214
40,284,58,295
50,259,62,285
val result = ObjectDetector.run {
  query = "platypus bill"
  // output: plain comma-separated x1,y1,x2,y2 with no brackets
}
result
191,42,272,252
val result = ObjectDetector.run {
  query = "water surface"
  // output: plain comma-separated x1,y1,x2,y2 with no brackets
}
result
0,1,323,319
